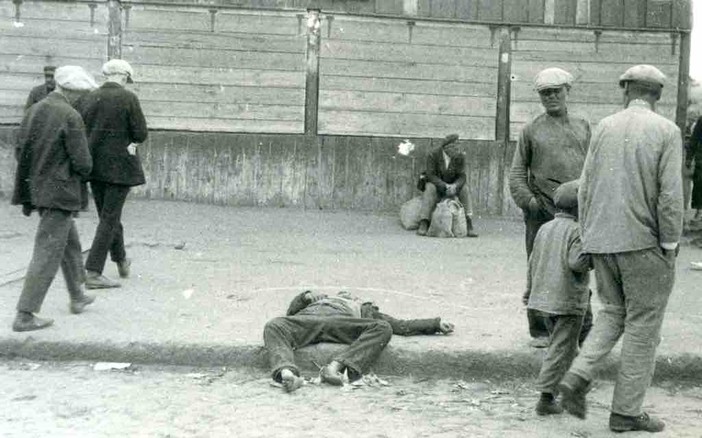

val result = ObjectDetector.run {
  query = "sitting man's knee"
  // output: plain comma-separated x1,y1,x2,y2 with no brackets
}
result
264,317,287,333
374,320,393,341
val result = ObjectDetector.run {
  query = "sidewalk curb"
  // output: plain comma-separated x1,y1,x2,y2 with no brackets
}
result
1,338,700,384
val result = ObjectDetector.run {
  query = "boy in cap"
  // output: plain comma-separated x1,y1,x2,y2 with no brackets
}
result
11,65,98,331
559,65,682,433
523,180,592,416
416,133,478,237
24,65,57,110
78,59,148,289
509,67,592,347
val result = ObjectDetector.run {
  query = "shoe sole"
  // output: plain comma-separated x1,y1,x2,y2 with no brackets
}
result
86,283,121,290
12,321,54,332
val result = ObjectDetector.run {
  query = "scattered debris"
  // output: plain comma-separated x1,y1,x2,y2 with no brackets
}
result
174,241,186,250
182,289,195,299
93,362,132,371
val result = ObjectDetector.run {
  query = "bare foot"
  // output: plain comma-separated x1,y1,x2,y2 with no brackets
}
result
320,361,344,386
280,369,304,393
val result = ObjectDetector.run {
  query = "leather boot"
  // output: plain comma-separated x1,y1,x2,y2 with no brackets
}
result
466,217,479,238
558,372,590,419
416,220,429,236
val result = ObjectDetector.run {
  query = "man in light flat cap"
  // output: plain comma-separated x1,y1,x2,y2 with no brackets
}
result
77,59,148,289
416,134,478,237
11,65,98,332
510,67,593,347
558,65,682,434
24,65,57,110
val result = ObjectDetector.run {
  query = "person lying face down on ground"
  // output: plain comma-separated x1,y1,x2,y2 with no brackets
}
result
263,290,454,392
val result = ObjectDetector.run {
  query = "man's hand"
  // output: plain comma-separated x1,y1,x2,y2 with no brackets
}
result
22,203,33,217
522,291,530,306
445,184,456,197
439,321,455,334
127,143,138,156
527,197,542,215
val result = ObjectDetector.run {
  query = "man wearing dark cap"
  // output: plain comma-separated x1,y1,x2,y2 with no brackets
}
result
77,59,148,289
416,134,478,237
509,67,592,347
558,65,683,433
11,66,98,332
24,65,57,110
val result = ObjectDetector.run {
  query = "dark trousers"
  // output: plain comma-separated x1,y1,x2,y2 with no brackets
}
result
16,209,85,313
85,181,130,274
535,313,583,394
263,316,393,382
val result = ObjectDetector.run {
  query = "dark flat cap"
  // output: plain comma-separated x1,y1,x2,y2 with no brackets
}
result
43,65,57,74
442,133,459,147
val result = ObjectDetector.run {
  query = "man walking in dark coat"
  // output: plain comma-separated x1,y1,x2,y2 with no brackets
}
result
416,134,478,237
24,65,56,110
11,66,98,332
264,290,454,392
78,59,148,289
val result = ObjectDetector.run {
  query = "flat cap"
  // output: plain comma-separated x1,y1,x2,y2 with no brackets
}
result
553,179,579,210
441,133,459,147
54,66,98,91
102,59,134,83
43,65,57,74
619,64,666,88
534,68,573,91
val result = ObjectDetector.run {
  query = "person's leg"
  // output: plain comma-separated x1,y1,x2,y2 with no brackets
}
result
458,184,478,237
535,314,583,408
85,182,129,283
14,209,73,331
417,183,439,235
610,248,674,418
108,187,130,265
579,291,594,346
560,254,626,419
61,221,95,314
524,213,552,341
325,318,393,381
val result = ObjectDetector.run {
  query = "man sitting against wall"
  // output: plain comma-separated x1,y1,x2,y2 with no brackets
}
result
416,134,479,237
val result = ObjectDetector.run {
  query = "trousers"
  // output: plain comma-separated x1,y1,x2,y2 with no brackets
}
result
16,208,85,313
85,181,130,273
569,248,675,416
263,315,393,382
418,182,474,221
535,313,583,394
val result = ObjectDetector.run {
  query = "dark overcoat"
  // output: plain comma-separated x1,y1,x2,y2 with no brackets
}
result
77,82,148,186
12,92,92,212
424,146,467,197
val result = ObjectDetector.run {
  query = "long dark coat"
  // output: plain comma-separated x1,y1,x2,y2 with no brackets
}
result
12,92,92,212
77,82,148,186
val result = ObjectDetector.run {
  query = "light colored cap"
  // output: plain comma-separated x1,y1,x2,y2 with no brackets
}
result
553,179,579,210
619,64,666,88
534,68,574,91
102,59,134,83
54,66,98,91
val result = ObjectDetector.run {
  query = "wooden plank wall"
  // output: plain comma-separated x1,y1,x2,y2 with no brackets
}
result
122,5,306,133
509,27,680,140
0,0,108,123
318,16,499,139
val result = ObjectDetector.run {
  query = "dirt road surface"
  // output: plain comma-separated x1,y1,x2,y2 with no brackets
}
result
1,360,701,438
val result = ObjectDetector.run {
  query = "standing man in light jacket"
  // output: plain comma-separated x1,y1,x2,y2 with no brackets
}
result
509,68,592,347
558,65,684,434
11,66,98,332
78,59,148,289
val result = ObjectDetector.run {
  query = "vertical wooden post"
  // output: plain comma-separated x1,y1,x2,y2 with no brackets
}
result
107,0,122,60
304,9,321,136
495,26,513,215
576,0,590,24
675,31,691,133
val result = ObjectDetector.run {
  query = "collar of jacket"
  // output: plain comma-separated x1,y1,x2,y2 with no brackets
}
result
45,91,70,104
554,212,577,220
627,99,652,110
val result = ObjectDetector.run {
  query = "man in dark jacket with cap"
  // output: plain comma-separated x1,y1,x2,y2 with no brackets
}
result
24,65,56,110
416,134,478,237
78,59,148,289
11,65,97,332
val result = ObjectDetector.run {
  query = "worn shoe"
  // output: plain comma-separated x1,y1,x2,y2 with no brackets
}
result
12,313,54,332
86,271,121,289
535,397,563,416
320,364,344,386
558,372,589,419
116,258,131,279
416,220,429,236
609,412,665,433
70,294,96,314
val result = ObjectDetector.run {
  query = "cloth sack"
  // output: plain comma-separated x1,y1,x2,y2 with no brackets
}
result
399,196,423,230
427,198,468,238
